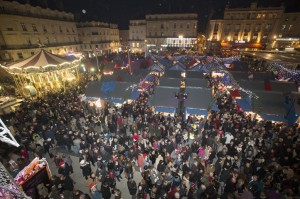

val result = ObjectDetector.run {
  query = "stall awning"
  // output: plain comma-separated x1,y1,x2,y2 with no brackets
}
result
110,98,124,104
130,90,141,100
236,99,252,112
155,106,176,114
261,114,286,122
211,103,220,111
185,108,208,116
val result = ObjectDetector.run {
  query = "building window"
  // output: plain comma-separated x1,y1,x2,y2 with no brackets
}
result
155,32,157,36
180,24,183,28
42,25,47,32
214,24,219,32
187,24,190,29
31,52,34,55
161,24,164,29
66,28,69,33
6,28,13,31
174,23,176,28
72,27,75,32
32,24,37,32
92,32,98,35
17,52,23,59
256,14,261,19
59,26,63,33
132,43,135,47
27,39,32,46
265,24,271,31
21,23,27,31
137,43,139,47
235,24,240,31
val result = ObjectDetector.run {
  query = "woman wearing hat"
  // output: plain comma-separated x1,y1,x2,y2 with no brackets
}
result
80,160,92,180
90,182,101,199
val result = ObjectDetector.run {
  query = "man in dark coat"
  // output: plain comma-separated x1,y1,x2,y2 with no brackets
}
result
101,182,111,199
58,162,72,177
127,177,138,199
80,160,92,180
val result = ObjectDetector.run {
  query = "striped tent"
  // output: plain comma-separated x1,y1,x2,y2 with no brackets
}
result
3,49,78,72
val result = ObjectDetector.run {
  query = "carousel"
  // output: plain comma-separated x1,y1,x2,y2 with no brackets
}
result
0,49,82,97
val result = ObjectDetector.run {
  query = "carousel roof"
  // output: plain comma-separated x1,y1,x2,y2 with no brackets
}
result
3,49,78,70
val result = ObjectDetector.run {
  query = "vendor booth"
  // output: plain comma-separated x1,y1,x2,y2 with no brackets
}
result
154,106,177,116
185,87,212,119
14,158,51,199
153,86,179,116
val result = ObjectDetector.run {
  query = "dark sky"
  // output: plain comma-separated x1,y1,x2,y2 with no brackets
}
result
12,0,300,31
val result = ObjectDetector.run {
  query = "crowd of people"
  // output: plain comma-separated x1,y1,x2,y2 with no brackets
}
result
1,68,300,199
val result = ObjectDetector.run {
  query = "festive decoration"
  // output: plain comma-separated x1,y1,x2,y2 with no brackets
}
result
0,118,20,147
0,162,30,199
268,63,300,82
0,49,82,96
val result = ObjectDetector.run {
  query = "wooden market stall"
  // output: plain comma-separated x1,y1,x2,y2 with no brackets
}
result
0,49,82,97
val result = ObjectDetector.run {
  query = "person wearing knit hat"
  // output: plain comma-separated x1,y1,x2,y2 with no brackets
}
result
58,161,72,177
90,182,101,199
58,162,65,167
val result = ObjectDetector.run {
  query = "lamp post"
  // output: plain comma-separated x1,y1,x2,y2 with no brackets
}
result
125,45,132,75
176,71,187,119
144,40,147,58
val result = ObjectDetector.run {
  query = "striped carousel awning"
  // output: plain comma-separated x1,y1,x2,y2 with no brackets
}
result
4,49,78,70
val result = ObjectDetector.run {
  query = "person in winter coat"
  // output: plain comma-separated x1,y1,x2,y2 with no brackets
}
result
101,182,111,199
80,160,92,180
58,161,72,177
127,177,138,199
90,182,102,199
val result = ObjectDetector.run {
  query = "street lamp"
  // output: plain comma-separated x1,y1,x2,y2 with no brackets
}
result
144,40,147,57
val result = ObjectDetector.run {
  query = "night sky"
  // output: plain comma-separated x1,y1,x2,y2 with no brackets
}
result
11,0,300,31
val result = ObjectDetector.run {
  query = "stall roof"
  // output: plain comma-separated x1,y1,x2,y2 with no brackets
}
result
239,80,265,91
153,86,179,107
186,71,205,78
185,87,212,109
291,92,300,114
270,81,297,93
186,78,208,88
85,81,132,100
164,70,182,78
253,90,285,115
159,78,180,87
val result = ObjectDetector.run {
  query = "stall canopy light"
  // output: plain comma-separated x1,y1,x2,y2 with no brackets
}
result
275,38,299,41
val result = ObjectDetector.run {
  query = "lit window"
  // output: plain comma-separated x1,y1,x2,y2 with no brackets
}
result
32,24,37,32
21,23,27,31
17,52,23,59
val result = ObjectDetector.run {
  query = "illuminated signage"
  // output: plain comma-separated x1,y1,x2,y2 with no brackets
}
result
235,40,246,44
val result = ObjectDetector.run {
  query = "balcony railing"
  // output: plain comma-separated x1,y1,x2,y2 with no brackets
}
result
0,9,74,22
1,42,82,50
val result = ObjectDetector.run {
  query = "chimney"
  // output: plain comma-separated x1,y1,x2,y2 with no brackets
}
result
250,0,258,9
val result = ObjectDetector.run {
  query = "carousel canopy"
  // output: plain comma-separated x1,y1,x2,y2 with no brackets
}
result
2,49,79,71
